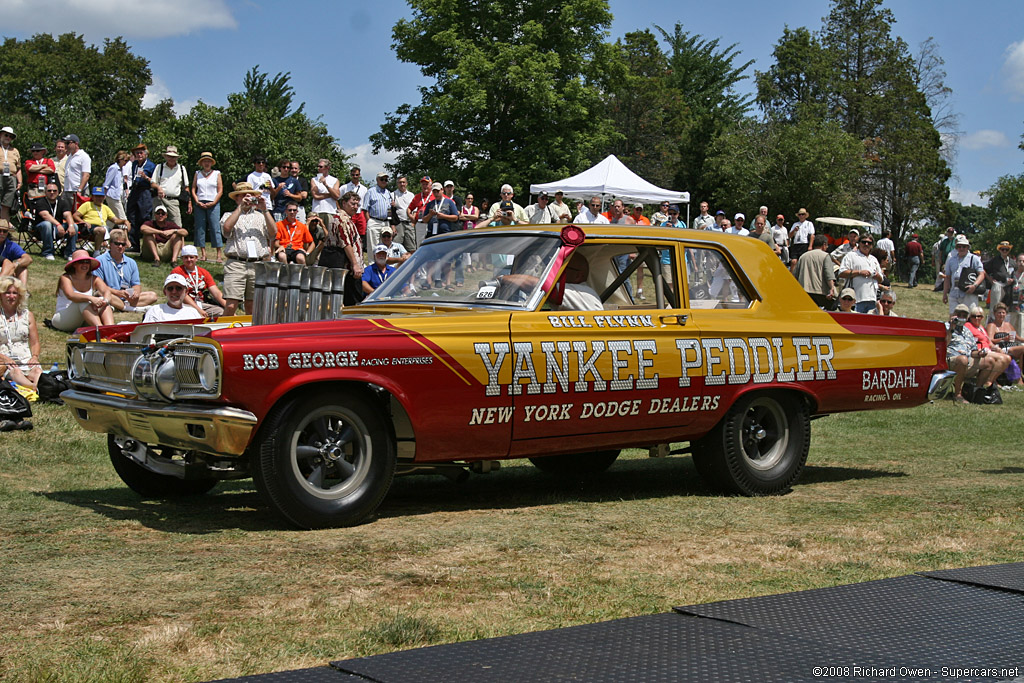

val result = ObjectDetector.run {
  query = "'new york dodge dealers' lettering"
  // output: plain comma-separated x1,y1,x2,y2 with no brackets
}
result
474,336,835,395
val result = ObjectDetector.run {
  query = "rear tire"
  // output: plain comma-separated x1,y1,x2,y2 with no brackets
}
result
252,391,395,529
691,392,809,495
108,434,219,497
529,450,620,477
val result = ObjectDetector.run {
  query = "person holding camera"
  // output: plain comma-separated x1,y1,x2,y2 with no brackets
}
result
946,303,1007,404
220,182,275,316
942,234,985,315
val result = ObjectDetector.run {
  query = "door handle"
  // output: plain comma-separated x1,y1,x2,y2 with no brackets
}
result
659,314,689,326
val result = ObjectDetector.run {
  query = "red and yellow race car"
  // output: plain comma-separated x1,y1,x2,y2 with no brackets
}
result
63,224,949,528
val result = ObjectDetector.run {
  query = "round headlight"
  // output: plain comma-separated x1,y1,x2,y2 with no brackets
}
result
197,352,217,392
154,357,177,400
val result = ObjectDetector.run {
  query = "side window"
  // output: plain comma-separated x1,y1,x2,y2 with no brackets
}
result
683,247,752,309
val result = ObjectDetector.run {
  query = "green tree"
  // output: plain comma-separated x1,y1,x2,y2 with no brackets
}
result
704,117,862,217
656,23,753,202
983,174,1024,250
0,33,150,168
372,0,618,200
602,30,681,189
756,0,951,243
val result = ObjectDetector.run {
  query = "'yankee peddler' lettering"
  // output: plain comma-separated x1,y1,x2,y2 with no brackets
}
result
475,336,835,395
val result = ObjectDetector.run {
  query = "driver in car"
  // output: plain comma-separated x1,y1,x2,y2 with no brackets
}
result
498,252,602,311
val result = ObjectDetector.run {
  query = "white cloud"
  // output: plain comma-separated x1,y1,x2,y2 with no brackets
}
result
345,143,397,180
142,75,201,116
1003,40,1024,98
4,0,236,40
961,130,1011,151
949,188,988,207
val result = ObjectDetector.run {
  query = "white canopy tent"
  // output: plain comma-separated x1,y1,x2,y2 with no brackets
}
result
530,155,689,206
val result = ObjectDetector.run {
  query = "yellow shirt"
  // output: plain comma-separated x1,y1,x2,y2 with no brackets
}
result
76,200,116,227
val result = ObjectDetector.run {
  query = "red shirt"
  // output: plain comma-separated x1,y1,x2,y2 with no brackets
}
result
172,265,216,301
24,157,56,191
906,240,923,258
407,189,432,223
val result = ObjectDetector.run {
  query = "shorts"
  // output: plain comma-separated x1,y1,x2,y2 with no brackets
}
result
223,258,257,302
284,247,307,263
0,175,16,209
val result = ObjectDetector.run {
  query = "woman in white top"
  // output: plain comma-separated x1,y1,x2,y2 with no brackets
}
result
52,250,115,332
0,276,42,391
191,152,224,262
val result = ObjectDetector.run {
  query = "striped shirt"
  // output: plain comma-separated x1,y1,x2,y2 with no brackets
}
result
362,185,394,221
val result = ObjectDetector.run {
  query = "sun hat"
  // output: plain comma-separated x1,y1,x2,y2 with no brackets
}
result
163,145,180,157
228,182,261,200
0,126,16,139
181,245,199,257
65,249,100,273
197,151,216,165
954,234,970,246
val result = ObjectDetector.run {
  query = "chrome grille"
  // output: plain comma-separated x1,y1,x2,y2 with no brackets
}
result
173,348,220,397
78,343,147,394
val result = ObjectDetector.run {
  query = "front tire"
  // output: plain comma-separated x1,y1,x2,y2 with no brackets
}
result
691,392,809,495
252,391,395,529
529,450,620,477
108,434,219,497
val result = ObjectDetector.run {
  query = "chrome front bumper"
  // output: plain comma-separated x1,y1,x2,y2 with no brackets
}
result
62,389,258,456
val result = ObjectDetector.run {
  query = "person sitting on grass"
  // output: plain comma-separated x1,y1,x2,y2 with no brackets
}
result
0,219,32,285
94,228,158,313
71,186,129,256
946,303,1008,404
140,205,188,267
986,302,1024,390
0,276,42,391
52,250,115,332
143,273,206,323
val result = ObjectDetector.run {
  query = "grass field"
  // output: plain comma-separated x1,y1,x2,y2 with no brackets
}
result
3,253,1021,682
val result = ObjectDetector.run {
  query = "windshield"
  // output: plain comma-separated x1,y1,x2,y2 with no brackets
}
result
366,233,562,308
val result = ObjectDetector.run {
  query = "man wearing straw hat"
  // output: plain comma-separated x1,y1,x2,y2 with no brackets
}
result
220,182,275,316
151,145,191,227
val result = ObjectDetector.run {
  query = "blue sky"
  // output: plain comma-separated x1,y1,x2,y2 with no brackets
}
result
5,0,1023,207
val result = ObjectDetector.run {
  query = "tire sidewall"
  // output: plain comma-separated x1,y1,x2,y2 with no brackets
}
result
720,392,809,495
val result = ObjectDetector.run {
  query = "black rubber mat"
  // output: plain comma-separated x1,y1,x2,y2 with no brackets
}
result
675,574,1024,675
212,666,363,682
331,612,903,683
919,561,1024,594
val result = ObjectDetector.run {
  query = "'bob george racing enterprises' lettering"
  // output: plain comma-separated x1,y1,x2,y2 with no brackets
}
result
474,336,836,396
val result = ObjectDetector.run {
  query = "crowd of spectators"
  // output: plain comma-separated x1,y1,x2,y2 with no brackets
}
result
2,125,1022,406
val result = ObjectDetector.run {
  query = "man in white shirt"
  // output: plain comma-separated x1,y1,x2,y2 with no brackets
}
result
486,183,528,223
876,229,895,270
572,196,610,224
246,156,274,206
151,145,191,227
838,233,883,313
550,190,572,223
525,192,559,223
789,208,815,267
143,272,206,323
340,166,367,202
62,134,91,201
772,214,790,263
310,159,340,232
692,201,715,230
392,175,414,249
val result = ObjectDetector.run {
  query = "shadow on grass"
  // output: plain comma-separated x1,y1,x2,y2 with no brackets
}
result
38,458,902,531
979,466,1024,475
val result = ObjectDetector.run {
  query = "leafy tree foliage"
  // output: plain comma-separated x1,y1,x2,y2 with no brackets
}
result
756,0,951,244
0,33,150,168
704,117,862,219
371,0,618,199
655,23,753,202
983,172,1024,250
603,30,680,189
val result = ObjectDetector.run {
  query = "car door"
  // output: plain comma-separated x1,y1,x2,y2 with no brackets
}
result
507,239,710,456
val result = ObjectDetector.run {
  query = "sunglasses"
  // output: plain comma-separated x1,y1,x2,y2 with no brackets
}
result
166,285,185,292
286,209,298,213
880,300,894,305
969,314,983,319
841,297,855,301
112,241,127,247
859,240,874,245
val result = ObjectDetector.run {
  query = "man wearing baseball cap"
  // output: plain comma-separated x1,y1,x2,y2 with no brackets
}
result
942,234,984,315
172,245,227,317
143,272,206,323
362,244,397,295
71,186,130,256
140,204,188,266
362,171,394,251
24,143,55,202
